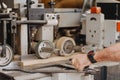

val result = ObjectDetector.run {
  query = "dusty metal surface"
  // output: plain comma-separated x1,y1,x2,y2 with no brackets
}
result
93,62,120,80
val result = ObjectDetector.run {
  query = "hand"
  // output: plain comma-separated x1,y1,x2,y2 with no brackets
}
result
72,54,92,71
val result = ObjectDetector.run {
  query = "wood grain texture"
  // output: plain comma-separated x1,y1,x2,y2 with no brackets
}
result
19,53,82,69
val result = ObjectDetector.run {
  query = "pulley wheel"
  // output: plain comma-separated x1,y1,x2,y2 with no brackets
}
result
35,40,54,59
0,45,14,67
56,37,76,56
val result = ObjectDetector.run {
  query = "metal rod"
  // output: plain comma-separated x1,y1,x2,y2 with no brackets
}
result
26,0,32,54
2,20,7,56
16,20,47,25
26,0,31,20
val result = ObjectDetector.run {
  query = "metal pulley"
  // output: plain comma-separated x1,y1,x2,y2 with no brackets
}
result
35,40,54,59
56,37,76,56
0,45,13,67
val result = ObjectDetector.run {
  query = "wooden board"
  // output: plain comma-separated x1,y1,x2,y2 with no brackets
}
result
19,53,81,69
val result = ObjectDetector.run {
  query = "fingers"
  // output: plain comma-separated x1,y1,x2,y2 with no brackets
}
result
71,54,90,71
72,58,82,71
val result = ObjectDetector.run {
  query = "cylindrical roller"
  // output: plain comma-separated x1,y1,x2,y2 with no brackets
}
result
35,40,54,59
56,37,76,56
0,45,14,67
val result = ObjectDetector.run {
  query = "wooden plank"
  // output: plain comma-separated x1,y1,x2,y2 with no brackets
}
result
19,53,80,69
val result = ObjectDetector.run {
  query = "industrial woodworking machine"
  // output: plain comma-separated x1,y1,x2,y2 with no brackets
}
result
0,0,120,80
0,0,119,64
0,0,94,66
